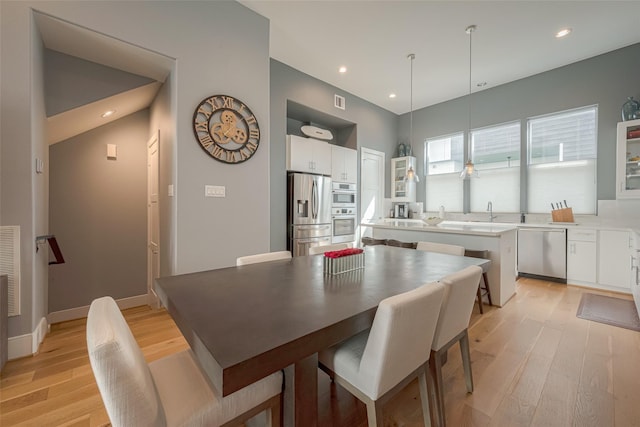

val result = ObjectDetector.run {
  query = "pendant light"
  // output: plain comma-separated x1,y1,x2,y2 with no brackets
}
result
460,25,479,179
404,53,419,183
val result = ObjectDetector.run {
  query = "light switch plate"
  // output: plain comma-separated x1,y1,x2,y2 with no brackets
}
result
205,185,225,198
168,184,174,197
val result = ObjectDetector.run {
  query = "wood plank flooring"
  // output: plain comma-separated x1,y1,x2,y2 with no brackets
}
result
1,278,639,426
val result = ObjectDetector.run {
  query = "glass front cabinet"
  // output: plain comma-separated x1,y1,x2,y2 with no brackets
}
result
391,156,416,202
617,119,640,199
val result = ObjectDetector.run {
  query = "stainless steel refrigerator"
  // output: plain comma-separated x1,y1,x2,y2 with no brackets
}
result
287,172,332,256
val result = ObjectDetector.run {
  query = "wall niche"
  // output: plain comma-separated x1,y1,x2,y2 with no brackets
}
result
286,100,357,149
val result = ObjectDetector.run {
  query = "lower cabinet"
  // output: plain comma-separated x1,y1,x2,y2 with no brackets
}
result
567,228,597,285
566,228,632,293
598,229,631,290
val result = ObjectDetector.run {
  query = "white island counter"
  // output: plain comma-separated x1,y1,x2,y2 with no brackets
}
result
362,219,518,306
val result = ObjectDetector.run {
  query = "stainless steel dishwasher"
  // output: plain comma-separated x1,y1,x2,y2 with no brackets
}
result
517,227,567,282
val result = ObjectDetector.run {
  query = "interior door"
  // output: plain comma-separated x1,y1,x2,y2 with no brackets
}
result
360,147,385,242
147,131,160,308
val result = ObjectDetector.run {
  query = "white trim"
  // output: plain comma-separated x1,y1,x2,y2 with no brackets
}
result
47,294,148,324
8,295,149,360
8,333,33,360
8,316,48,360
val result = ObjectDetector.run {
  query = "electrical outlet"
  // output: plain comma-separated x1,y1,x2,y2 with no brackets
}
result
205,185,225,198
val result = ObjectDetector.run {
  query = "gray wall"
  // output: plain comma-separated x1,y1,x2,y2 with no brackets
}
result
44,49,154,116
49,110,149,312
1,1,270,338
269,60,398,250
398,42,640,208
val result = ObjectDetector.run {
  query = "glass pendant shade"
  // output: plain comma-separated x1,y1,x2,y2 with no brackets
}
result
459,159,479,179
404,165,420,182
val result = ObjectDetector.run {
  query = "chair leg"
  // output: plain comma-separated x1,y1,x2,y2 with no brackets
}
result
476,283,484,314
418,367,432,427
429,350,446,427
459,330,474,393
483,273,493,306
364,399,384,427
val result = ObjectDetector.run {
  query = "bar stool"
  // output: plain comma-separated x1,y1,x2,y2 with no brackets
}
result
362,237,387,246
464,249,492,314
386,239,417,249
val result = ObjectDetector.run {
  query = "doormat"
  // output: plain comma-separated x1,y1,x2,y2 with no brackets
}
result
576,293,640,332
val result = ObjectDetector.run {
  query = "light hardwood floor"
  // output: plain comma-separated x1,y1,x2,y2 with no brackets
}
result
1,278,639,427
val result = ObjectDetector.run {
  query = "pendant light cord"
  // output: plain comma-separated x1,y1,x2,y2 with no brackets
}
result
466,25,475,148
408,53,415,153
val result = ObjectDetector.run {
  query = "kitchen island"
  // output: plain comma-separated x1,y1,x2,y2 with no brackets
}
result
362,219,518,306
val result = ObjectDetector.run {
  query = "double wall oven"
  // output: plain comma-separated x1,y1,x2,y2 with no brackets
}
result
331,182,356,244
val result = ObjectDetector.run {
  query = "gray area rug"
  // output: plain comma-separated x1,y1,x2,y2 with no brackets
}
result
576,293,640,332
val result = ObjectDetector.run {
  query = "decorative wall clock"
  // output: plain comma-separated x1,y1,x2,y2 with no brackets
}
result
192,94,260,164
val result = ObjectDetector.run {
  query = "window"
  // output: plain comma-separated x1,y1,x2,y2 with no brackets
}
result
527,106,597,214
425,133,463,212
469,122,521,212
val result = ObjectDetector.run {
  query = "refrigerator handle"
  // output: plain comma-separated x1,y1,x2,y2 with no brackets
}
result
311,179,317,219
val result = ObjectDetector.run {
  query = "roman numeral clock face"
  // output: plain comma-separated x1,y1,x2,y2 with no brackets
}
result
193,95,260,164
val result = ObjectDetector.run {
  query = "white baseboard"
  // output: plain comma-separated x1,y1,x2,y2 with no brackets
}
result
8,316,48,361
8,294,148,361
47,294,149,324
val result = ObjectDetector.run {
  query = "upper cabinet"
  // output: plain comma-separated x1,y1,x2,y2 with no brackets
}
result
286,135,332,175
617,119,640,199
331,145,357,183
391,156,416,202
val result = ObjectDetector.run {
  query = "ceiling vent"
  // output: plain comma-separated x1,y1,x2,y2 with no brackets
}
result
334,94,346,110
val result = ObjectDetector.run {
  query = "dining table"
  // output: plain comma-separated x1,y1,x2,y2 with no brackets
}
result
155,244,491,427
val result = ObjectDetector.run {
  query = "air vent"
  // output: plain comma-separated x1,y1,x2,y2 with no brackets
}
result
0,226,20,316
334,94,346,110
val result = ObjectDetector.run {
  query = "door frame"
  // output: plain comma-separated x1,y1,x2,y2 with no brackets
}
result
360,147,385,243
147,130,160,308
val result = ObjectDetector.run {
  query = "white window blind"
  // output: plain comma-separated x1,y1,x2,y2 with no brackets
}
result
470,122,521,212
527,106,597,214
425,133,463,212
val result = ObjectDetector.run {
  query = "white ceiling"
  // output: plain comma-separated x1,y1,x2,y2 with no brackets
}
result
240,1,640,115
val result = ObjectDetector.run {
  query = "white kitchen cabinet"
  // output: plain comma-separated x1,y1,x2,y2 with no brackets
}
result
391,156,416,202
567,228,597,285
286,134,331,175
616,119,640,199
331,145,358,183
598,229,631,290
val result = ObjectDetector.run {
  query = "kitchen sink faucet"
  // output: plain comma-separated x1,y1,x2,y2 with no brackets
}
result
487,201,498,222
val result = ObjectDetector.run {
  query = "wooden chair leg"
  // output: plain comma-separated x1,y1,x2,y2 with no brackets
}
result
364,399,384,427
476,283,484,314
418,367,432,427
429,350,446,427
483,272,493,306
459,331,474,393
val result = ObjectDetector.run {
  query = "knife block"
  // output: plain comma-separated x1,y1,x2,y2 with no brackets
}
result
551,207,574,223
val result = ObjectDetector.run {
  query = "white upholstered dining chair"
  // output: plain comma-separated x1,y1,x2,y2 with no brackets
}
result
318,282,446,427
416,241,465,256
86,296,283,427
307,243,350,255
236,250,292,266
429,265,483,427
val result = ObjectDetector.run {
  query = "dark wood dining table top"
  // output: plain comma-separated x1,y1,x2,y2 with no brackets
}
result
155,245,490,400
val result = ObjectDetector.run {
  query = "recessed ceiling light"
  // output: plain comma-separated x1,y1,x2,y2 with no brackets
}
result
338,66,347,73
101,110,116,118
389,93,396,99
556,28,572,38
